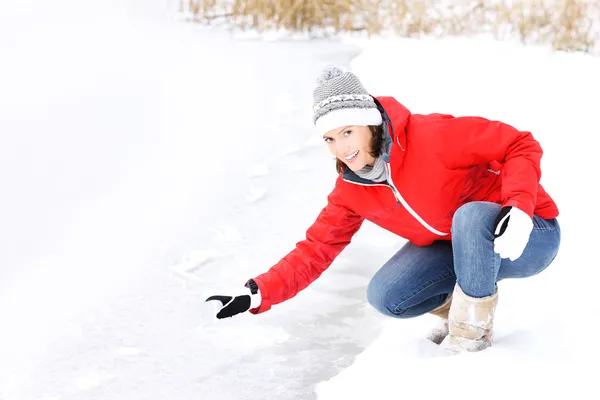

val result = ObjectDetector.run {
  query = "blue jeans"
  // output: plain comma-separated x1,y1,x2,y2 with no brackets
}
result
367,201,561,318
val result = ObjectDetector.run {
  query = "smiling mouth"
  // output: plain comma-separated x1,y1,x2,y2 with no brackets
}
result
344,150,359,161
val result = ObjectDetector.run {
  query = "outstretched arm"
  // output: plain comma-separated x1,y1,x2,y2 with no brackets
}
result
249,185,364,314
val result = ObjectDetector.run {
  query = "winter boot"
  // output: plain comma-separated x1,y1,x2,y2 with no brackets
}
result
443,284,498,353
426,293,452,345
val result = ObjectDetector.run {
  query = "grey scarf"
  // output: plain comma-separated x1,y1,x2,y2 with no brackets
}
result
354,151,387,182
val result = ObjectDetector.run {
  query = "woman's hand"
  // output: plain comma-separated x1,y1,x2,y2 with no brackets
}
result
205,280,262,319
493,206,533,261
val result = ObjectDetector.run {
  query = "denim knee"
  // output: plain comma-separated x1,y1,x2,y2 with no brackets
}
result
451,201,499,238
367,277,391,316
366,277,418,319
367,277,402,318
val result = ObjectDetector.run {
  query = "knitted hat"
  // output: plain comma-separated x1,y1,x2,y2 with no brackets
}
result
312,65,382,135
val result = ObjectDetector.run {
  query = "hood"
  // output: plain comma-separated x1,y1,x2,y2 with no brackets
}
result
341,96,411,184
374,96,411,159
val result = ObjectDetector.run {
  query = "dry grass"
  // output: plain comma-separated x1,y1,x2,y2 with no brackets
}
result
180,0,600,54
181,0,386,34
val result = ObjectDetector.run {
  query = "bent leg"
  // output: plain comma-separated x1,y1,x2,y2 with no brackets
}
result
367,241,456,318
451,201,561,298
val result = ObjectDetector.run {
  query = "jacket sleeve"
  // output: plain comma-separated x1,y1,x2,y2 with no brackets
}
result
436,116,543,218
249,183,364,314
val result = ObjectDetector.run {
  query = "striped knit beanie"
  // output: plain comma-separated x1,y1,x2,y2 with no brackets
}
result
312,65,382,135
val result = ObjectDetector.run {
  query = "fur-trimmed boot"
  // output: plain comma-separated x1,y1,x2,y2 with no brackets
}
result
426,293,452,345
442,284,498,353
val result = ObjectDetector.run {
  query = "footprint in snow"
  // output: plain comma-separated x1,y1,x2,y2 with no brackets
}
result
215,225,242,243
245,187,266,204
171,248,223,281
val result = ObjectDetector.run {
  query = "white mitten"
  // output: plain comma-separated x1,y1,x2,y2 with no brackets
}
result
493,206,533,261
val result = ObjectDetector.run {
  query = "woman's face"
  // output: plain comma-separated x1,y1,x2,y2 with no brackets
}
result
323,125,376,171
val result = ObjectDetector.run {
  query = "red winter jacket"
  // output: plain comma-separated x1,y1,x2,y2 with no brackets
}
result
249,96,559,314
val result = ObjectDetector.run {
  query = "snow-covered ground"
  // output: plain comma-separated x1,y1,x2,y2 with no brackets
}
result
1,1,599,399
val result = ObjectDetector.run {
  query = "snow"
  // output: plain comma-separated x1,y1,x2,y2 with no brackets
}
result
1,1,599,400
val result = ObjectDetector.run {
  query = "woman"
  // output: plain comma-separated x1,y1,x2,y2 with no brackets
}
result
206,66,560,353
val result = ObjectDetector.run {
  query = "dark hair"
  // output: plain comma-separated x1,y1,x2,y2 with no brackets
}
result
335,124,384,174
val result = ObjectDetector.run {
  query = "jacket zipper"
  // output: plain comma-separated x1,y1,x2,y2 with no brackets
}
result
341,179,401,206
384,163,449,237
341,166,450,237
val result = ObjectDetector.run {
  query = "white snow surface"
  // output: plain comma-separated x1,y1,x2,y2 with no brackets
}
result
1,2,598,400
